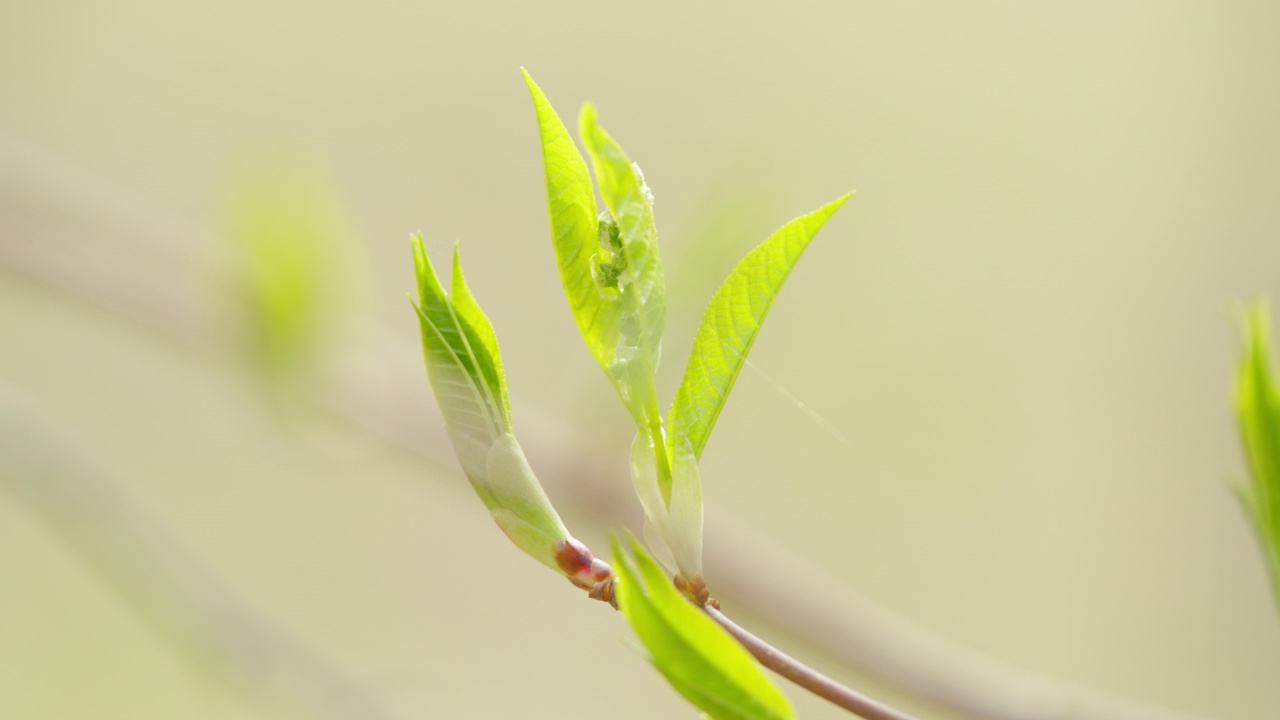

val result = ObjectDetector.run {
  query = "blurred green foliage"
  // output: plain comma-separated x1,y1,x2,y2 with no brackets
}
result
223,151,364,393
1235,301,1280,609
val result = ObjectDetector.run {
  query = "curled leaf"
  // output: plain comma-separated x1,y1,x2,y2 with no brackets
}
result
579,103,667,427
411,236,569,571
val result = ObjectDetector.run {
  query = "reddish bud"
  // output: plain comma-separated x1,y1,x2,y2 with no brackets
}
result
553,538,593,576
675,573,714,607
589,557,613,582
555,538,616,597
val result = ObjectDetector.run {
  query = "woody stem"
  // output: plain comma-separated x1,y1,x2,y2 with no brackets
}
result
703,605,921,720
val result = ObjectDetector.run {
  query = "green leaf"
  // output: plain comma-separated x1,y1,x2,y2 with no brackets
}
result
668,193,852,460
412,236,506,447
630,431,704,578
1235,300,1280,606
579,102,667,427
521,70,624,392
450,244,512,430
413,237,498,462
613,536,795,720
484,433,572,571
411,235,570,570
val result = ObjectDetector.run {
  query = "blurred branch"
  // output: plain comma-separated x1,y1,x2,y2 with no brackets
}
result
0,132,1207,720
0,386,400,720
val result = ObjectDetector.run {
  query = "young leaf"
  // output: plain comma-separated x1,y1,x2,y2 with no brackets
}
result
1235,300,1280,607
666,435,705,578
668,193,853,460
630,432,704,579
521,70,624,392
411,235,571,571
450,245,512,430
579,103,667,427
412,236,505,461
612,536,795,720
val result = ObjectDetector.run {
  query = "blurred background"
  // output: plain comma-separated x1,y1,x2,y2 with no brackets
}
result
2,1,1279,718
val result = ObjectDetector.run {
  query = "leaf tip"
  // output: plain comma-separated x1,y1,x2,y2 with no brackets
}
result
410,232,429,279
449,243,464,287
578,101,599,135
829,190,855,212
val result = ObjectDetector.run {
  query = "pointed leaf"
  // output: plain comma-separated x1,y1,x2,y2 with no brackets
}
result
613,537,794,720
522,70,623,386
451,244,512,430
579,103,666,426
669,194,852,459
412,235,504,459
411,235,570,569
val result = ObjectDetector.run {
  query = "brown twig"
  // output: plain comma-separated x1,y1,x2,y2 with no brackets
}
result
706,605,919,720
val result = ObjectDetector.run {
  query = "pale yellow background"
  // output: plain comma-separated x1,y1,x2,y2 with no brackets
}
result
2,1,1279,719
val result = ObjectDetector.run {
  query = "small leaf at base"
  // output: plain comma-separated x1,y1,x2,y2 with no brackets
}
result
612,536,795,720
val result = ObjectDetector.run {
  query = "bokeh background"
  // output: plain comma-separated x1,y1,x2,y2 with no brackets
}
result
2,1,1279,719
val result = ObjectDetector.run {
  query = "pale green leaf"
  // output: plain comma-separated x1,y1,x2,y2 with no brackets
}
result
484,433,571,571
412,235,503,456
669,193,852,460
613,537,794,720
522,70,622,385
666,435,704,578
1235,300,1280,606
411,235,570,569
450,244,512,430
631,431,704,579
579,102,666,427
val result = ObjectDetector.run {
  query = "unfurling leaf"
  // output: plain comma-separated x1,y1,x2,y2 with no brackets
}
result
1235,300,1280,609
522,70,623,390
576,105,665,422
524,67,667,431
613,536,795,720
411,235,570,571
669,193,852,461
578,103,667,428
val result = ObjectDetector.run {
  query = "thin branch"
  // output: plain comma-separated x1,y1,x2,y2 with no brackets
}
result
0,133,1209,720
575,567,916,720
706,605,919,720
